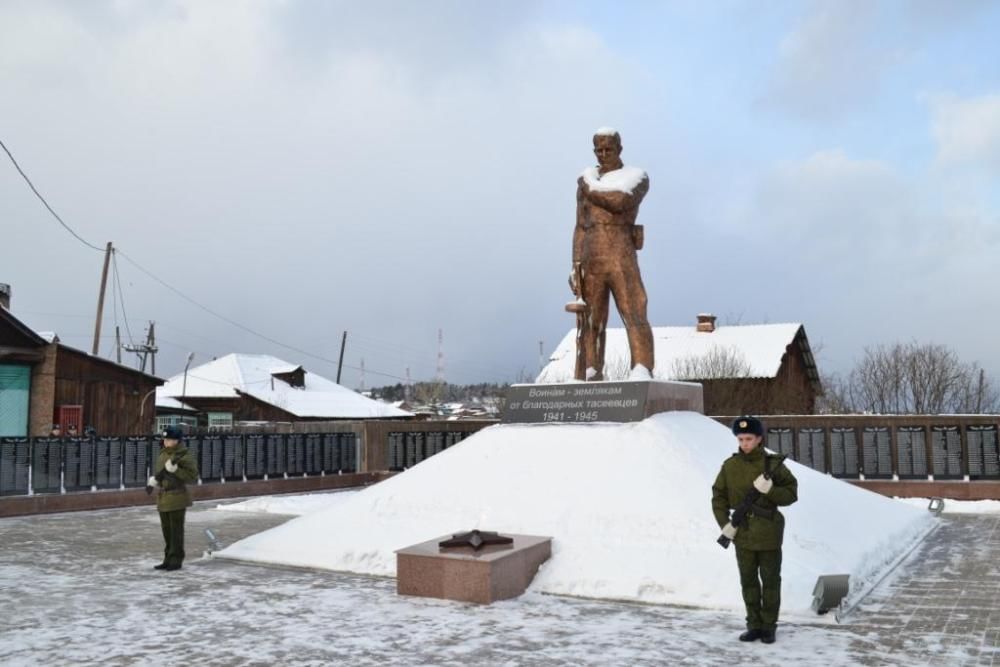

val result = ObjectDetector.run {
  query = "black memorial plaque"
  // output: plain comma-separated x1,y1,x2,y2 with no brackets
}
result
339,433,357,473
123,437,151,488
32,438,63,493
767,429,794,460
304,434,323,474
245,435,266,479
405,432,423,468
94,437,122,490
798,428,826,473
287,434,305,476
200,435,224,481
830,428,859,478
388,432,404,471
265,434,286,477
0,438,30,496
967,426,999,480
222,434,244,480
931,426,962,479
896,427,927,479
322,434,340,473
862,427,892,479
502,380,704,424
64,437,95,491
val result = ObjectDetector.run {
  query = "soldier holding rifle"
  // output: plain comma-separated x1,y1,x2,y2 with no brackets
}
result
712,416,798,644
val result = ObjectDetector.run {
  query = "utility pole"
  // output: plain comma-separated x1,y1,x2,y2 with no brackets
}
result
92,242,113,356
359,358,366,392
115,326,122,363
538,339,544,375
405,366,412,402
336,331,347,384
124,320,158,373
436,328,445,384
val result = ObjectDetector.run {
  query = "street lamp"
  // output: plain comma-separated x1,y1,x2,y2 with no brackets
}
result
181,352,195,399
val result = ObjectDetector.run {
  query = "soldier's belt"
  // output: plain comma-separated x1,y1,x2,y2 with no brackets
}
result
749,504,776,520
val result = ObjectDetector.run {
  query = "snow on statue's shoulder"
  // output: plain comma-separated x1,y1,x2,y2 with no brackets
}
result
581,165,647,194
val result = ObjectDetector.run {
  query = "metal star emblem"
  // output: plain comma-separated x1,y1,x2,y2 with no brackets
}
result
438,530,513,551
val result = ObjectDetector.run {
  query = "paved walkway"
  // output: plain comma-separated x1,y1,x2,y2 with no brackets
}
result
846,514,1000,666
0,499,996,666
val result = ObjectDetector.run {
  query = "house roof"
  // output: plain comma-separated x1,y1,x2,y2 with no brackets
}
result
537,323,820,390
1,307,161,383
156,353,412,419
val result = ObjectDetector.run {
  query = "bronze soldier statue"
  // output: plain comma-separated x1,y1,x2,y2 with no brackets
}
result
712,416,798,644
567,128,654,381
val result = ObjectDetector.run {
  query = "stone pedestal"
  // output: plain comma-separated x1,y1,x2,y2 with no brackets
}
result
395,534,552,604
502,380,703,424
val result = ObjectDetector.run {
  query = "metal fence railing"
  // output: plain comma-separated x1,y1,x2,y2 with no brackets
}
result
0,432,360,497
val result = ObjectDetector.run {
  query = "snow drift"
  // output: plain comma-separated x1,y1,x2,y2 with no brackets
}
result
219,412,933,615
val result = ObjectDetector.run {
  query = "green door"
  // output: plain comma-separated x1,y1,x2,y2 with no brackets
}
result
0,364,31,437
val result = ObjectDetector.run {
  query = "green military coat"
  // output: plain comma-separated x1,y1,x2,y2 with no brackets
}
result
154,445,199,512
711,445,798,551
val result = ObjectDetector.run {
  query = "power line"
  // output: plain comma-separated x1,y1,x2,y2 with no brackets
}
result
0,138,104,252
115,250,407,381
111,250,136,349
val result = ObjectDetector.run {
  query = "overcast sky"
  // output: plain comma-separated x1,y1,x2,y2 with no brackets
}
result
2,0,999,388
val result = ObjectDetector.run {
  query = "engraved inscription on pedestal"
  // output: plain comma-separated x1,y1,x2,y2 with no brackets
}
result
502,380,703,424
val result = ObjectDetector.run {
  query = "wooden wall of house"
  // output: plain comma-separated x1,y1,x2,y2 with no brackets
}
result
52,346,160,435
181,395,297,425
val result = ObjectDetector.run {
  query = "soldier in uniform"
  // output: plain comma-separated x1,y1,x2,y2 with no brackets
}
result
712,416,798,643
146,425,199,571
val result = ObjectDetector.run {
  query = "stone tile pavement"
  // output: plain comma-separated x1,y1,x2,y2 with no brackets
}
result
0,499,997,666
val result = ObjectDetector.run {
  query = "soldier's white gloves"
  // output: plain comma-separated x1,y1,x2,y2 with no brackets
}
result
721,522,738,539
146,475,159,488
165,459,178,473
753,474,773,494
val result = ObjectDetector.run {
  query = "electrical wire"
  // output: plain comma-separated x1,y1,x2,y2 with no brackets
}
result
115,249,407,381
0,138,104,252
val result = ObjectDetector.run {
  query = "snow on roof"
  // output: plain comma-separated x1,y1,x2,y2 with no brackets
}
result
218,412,931,613
593,126,618,136
157,353,411,419
37,331,59,343
536,323,804,383
581,165,647,194
155,396,197,412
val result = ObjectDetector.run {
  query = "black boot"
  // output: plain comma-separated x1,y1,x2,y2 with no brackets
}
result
760,628,776,644
153,563,168,570
163,563,182,571
739,629,762,642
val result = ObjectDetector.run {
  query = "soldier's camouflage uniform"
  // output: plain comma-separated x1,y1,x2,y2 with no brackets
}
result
712,445,798,632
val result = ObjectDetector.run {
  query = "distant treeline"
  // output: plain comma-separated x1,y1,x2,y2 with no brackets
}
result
369,382,509,404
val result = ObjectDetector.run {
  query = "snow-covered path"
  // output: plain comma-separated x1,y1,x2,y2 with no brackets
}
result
0,498,996,666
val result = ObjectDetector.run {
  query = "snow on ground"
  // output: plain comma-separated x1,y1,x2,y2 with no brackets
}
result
896,497,1000,514
219,412,933,617
215,490,357,516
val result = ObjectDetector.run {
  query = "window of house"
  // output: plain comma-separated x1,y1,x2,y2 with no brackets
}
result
207,412,234,430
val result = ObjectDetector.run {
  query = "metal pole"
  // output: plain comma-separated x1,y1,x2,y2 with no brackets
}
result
115,326,121,363
92,242,113,356
182,352,195,398
336,331,347,384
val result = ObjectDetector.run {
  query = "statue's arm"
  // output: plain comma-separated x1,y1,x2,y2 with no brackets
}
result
585,175,649,215
573,180,586,263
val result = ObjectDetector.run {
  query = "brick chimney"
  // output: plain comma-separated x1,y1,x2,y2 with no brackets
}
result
696,313,716,333
0,283,10,310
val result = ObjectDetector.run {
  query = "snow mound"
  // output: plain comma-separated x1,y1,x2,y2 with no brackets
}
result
218,412,933,615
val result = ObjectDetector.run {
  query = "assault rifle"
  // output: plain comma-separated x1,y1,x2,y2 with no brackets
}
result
717,454,780,549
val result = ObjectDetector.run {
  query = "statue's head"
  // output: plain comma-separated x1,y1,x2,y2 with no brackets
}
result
592,128,623,173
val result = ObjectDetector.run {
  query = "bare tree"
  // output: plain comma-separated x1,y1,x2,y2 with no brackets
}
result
670,346,753,380
829,341,999,414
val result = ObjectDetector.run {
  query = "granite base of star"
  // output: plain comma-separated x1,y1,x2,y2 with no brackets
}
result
438,530,514,551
